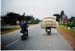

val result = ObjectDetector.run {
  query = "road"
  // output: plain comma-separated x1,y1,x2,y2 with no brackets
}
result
1,24,74,50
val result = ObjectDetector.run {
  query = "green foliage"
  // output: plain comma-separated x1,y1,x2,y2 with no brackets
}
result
1,12,20,25
1,12,41,25
53,14,60,22
59,23,67,27
34,18,40,24
59,25,75,37
25,15,34,24
67,22,75,28
60,22,75,28
67,22,71,27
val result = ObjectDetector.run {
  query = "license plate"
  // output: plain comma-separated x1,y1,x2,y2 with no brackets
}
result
47,29,50,31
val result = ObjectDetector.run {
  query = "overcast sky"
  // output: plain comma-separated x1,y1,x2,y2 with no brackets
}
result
1,0,75,19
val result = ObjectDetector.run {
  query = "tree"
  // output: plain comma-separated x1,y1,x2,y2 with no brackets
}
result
34,18,40,24
25,15,35,24
53,14,60,22
63,15,68,23
60,10,64,22
70,17,75,22
16,13,26,22
2,12,20,25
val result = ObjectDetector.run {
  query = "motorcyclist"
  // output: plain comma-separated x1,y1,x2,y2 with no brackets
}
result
19,21,28,36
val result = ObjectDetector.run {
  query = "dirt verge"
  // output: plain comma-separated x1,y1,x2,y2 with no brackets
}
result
1,28,20,35
57,26,75,50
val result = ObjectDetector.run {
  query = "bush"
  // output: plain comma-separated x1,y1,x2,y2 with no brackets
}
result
59,23,67,27
71,22,75,27
67,22,75,28
59,22,75,28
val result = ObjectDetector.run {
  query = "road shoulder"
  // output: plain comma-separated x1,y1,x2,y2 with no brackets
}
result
57,25,75,50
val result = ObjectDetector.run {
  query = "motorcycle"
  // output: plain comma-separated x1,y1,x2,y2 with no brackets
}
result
20,29,28,40
45,27,51,35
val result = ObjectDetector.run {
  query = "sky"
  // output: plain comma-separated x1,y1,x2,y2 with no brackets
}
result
1,0,75,19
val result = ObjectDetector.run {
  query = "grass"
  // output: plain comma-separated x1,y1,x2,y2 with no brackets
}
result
1,24,37,35
57,24,75,49
1,26,20,35
28,24,36,27
59,25,75,38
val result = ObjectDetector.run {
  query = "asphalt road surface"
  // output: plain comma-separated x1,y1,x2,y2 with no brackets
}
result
1,24,74,50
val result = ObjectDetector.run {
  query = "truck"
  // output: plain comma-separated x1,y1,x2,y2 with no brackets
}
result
41,16,58,34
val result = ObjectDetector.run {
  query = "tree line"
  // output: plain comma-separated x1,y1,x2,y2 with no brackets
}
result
53,10,75,28
1,12,40,25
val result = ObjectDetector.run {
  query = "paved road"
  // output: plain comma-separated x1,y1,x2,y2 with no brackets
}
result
1,24,74,50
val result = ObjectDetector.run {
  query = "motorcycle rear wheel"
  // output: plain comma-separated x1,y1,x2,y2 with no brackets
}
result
21,31,28,40
45,27,51,35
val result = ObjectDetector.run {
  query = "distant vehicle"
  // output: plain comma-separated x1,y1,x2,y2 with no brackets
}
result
41,16,58,35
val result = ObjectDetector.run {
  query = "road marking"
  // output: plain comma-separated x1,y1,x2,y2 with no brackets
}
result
5,39,19,47
5,24,39,48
